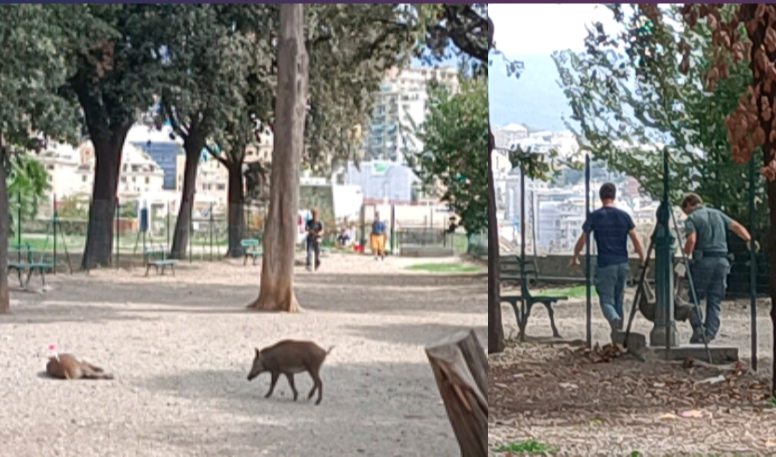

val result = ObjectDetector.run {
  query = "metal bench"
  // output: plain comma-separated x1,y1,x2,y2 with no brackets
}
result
499,255,568,341
143,246,178,277
241,238,263,265
7,245,53,287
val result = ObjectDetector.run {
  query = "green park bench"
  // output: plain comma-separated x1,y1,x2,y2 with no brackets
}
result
143,245,178,277
7,244,53,287
499,254,568,341
241,238,263,266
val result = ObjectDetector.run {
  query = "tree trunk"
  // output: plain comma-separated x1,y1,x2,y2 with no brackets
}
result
766,146,776,398
488,129,504,353
227,161,246,258
170,133,206,259
247,3,307,313
425,330,488,457
0,148,10,313
81,129,129,270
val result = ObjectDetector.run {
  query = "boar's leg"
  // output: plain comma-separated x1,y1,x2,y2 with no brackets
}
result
285,373,299,401
265,372,279,398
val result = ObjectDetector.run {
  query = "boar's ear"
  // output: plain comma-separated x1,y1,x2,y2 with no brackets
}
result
255,348,260,357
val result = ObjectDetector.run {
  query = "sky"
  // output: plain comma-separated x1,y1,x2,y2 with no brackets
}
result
489,4,621,56
488,4,624,130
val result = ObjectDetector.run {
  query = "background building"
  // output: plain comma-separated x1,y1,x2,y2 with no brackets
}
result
364,66,459,163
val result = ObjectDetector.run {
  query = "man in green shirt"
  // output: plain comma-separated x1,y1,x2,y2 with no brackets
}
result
681,193,753,344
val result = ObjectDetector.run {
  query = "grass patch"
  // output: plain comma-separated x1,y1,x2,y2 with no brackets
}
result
534,284,589,299
494,440,559,455
406,262,481,273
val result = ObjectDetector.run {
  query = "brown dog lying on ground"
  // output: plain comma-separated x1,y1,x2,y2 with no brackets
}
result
46,354,114,380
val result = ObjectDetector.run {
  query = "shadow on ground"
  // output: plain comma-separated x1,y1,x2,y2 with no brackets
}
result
343,322,487,347
135,361,456,457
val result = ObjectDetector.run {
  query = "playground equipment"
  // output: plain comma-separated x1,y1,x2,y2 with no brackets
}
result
624,147,753,365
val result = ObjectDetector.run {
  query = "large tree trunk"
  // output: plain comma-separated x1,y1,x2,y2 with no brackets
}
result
425,330,488,457
487,131,504,353
486,16,504,354
769,174,776,398
170,133,205,259
227,160,246,258
81,129,129,270
0,148,10,313
247,3,308,312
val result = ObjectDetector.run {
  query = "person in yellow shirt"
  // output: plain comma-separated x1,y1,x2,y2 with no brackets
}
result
370,212,387,261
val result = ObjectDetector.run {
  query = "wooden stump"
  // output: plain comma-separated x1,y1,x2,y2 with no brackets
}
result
425,329,487,457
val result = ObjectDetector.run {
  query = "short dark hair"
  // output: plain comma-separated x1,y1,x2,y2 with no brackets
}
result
599,183,616,201
681,192,703,209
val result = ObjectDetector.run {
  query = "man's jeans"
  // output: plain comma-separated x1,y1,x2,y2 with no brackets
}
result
689,256,730,340
306,237,321,269
594,262,629,330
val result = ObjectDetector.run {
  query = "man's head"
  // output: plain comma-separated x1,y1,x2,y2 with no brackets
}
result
312,209,319,220
375,212,380,221
681,192,703,215
599,183,616,203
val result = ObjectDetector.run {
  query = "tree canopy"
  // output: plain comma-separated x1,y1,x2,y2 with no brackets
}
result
406,77,488,234
553,4,763,221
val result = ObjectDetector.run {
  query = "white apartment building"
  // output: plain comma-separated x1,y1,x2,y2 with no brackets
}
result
492,123,528,150
365,65,459,163
174,129,274,209
77,142,165,200
37,142,83,198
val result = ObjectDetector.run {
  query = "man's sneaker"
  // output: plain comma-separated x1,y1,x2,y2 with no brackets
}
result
306,265,312,272
689,334,706,344
611,318,623,332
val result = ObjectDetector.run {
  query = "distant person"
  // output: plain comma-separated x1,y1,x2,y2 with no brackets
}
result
306,209,324,271
337,227,351,247
681,193,753,344
370,212,387,261
571,183,646,333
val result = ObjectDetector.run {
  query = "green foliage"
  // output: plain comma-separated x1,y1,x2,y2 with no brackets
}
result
405,77,488,234
552,5,765,223
156,4,273,159
0,5,79,239
62,5,168,148
7,156,50,236
494,440,559,455
416,4,490,74
0,5,80,154
303,5,417,172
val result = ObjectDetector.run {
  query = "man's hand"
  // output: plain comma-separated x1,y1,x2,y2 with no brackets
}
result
747,239,760,253
569,256,580,269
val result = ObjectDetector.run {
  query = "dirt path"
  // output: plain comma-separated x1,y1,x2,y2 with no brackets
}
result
0,253,486,457
490,291,776,456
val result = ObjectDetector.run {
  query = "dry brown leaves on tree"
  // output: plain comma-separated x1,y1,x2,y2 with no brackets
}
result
677,4,776,175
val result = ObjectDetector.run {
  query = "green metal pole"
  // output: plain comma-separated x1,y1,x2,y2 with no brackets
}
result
584,153,592,348
651,147,677,351
116,200,120,269
167,200,171,250
749,155,758,371
53,195,58,274
17,192,21,248
390,204,396,255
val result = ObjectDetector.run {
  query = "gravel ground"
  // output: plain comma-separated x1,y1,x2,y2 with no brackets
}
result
0,252,486,457
490,289,776,456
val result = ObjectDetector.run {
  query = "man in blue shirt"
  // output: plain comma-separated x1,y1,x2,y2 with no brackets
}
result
305,209,324,271
681,192,752,344
572,183,646,332
371,212,387,261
